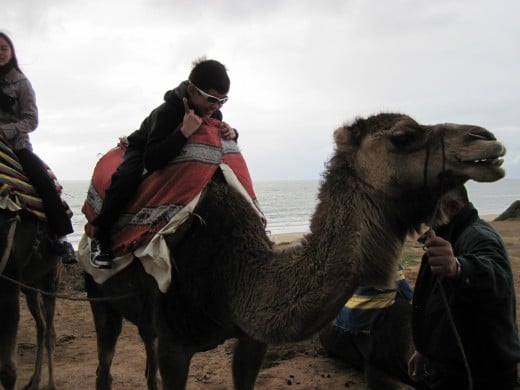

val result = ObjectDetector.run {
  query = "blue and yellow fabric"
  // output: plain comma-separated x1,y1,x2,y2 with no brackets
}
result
332,264,413,333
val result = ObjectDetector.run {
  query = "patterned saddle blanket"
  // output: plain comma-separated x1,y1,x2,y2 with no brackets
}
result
79,118,263,292
0,136,71,220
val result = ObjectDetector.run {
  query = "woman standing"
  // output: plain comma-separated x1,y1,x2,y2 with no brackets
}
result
0,31,76,264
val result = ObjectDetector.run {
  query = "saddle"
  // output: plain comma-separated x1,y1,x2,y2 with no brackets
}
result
0,136,71,221
79,118,263,292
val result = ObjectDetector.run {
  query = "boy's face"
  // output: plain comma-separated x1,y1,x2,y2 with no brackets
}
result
188,84,228,118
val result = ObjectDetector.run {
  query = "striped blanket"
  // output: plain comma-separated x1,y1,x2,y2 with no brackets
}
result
79,117,263,292
0,136,71,220
332,265,413,333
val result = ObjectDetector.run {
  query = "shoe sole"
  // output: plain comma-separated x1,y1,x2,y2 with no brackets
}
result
89,253,113,269
89,260,113,269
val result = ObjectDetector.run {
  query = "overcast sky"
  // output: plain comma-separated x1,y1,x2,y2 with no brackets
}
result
4,0,519,182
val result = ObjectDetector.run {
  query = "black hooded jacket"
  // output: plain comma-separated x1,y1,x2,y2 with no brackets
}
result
412,203,520,380
126,80,223,172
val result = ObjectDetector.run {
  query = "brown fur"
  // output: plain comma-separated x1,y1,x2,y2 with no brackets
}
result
85,113,506,389
0,212,60,390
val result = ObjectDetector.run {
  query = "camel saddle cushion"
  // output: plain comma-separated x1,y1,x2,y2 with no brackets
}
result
79,118,263,292
0,136,72,221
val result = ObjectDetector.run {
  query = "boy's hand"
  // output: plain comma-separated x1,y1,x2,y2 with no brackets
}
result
220,121,236,140
180,97,202,138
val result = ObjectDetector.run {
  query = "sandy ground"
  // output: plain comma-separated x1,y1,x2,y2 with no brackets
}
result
12,220,520,389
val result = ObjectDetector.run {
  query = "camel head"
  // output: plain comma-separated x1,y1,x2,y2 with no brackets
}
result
333,113,506,199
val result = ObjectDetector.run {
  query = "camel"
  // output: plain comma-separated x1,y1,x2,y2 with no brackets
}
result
84,113,506,390
318,185,474,389
0,211,61,390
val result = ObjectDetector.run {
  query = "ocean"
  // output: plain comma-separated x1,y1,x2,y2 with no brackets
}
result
61,179,520,248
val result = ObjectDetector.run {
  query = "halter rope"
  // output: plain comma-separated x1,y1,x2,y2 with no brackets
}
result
0,272,140,302
0,214,140,302
0,216,19,275
423,132,473,390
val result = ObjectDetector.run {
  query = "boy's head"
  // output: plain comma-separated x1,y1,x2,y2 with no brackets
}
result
187,58,230,118
189,58,230,95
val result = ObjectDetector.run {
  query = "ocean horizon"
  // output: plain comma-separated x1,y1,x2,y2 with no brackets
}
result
61,178,520,248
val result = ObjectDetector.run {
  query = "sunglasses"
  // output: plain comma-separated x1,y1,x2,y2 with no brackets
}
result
191,83,228,105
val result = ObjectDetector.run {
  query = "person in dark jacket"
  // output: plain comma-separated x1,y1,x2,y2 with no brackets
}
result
90,58,237,268
408,185,520,390
0,31,76,264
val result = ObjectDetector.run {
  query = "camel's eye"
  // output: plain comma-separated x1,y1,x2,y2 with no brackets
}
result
390,130,415,148
389,128,418,150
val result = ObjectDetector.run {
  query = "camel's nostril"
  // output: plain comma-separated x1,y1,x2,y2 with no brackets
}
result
468,128,496,141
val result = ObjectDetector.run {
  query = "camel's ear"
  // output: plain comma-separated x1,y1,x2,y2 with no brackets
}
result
334,127,349,151
334,123,363,152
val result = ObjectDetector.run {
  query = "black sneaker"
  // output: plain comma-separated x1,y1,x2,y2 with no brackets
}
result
90,238,114,269
56,241,77,264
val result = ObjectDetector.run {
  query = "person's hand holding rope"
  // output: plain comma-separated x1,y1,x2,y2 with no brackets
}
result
423,229,460,279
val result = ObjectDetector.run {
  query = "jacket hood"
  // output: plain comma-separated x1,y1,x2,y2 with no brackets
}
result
1,66,26,83
163,80,189,103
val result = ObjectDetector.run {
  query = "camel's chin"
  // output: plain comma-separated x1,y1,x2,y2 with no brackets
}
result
465,167,506,183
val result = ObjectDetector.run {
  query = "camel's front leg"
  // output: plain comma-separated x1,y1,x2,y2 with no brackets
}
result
0,284,20,390
22,267,58,390
22,290,46,390
157,333,193,390
138,326,158,390
91,302,123,390
232,335,268,390
42,285,57,390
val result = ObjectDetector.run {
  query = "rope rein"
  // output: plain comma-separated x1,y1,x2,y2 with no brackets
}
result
424,134,473,390
0,272,140,302
0,215,19,275
0,215,141,303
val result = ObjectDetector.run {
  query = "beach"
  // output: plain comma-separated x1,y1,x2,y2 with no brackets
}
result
13,219,520,389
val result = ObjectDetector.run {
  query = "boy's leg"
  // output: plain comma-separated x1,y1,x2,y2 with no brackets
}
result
91,148,144,268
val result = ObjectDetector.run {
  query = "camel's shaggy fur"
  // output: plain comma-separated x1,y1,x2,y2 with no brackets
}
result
85,113,506,390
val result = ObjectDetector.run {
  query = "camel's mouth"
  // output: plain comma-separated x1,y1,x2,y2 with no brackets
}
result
457,141,506,170
452,153,506,182
461,156,505,168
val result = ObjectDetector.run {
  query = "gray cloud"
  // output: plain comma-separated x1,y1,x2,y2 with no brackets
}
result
3,0,519,180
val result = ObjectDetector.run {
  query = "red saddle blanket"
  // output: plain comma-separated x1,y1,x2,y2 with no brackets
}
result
0,136,71,220
82,117,259,257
